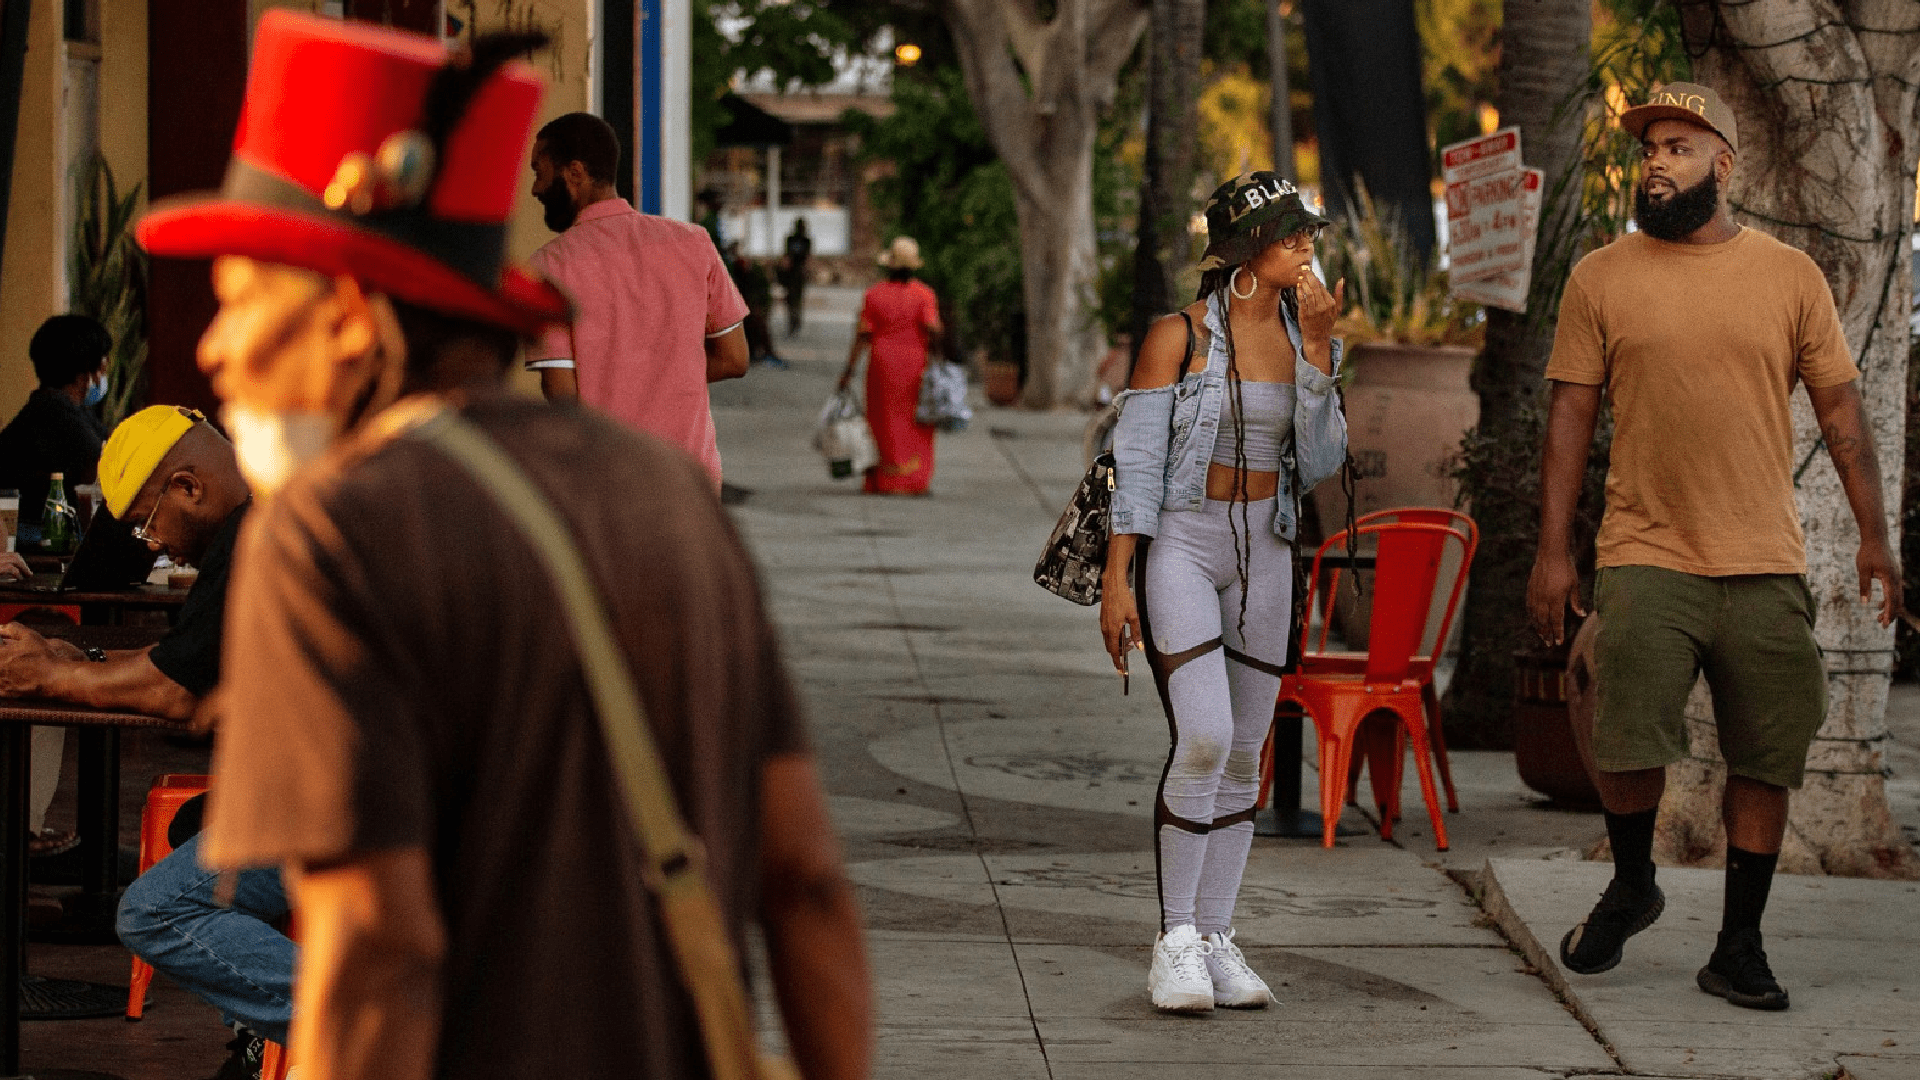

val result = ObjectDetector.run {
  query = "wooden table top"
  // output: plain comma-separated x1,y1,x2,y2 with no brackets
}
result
0,583,190,606
0,697,191,730
0,624,185,729
37,624,168,651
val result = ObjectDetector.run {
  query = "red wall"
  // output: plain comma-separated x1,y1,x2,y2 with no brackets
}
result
142,2,442,421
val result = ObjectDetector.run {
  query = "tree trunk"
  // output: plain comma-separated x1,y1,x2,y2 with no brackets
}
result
940,0,1150,409
1266,0,1296,183
1442,0,1593,748
1128,0,1205,370
1651,0,1920,878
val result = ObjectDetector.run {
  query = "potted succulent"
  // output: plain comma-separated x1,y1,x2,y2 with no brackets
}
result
1309,191,1484,645
1313,189,1484,528
67,154,147,427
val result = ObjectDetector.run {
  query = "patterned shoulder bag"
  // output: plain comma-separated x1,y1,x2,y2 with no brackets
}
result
1033,313,1198,604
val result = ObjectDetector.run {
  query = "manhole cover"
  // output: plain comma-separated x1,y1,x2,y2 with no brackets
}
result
849,622,954,632
21,974,126,1020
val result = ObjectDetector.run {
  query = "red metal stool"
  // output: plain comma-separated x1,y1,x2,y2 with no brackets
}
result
125,773,212,1020
259,1035,292,1079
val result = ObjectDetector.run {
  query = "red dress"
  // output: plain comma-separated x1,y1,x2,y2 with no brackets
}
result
859,278,942,494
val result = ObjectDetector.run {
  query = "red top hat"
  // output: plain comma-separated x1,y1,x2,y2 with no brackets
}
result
136,11,570,335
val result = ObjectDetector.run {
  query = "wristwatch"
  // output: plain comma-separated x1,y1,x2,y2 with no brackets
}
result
83,646,107,663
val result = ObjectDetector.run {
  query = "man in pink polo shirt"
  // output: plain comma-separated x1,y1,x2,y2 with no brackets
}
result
526,112,750,485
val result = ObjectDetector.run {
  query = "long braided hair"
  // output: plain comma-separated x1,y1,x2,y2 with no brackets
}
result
1196,236,1305,642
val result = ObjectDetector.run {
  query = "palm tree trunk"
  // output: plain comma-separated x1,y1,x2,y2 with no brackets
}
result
1442,0,1593,748
1128,0,1205,368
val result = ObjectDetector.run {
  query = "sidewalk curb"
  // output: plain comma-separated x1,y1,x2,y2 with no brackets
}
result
1480,859,1865,1080
1478,858,1605,1039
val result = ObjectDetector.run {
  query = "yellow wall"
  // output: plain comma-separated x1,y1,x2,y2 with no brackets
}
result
461,0,593,394
0,0,592,418
0,0,68,422
0,0,149,425
100,0,148,198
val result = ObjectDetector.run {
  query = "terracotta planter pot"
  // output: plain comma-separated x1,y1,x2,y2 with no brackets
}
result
984,360,1021,406
1511,634,1604,811
1311,342,1478,646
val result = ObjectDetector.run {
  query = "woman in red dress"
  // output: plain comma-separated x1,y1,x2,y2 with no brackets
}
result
840,237,943,494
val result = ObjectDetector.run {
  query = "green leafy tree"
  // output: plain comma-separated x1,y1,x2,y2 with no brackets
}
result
844,69,1025,364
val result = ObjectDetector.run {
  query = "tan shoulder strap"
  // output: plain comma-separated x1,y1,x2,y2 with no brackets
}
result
410,410,763,1080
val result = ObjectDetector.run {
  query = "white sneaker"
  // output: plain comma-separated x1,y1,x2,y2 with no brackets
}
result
1149,924,1215,1012
1204,928,1272,1008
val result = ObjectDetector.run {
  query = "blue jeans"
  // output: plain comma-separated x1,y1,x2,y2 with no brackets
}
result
116,834,295,1044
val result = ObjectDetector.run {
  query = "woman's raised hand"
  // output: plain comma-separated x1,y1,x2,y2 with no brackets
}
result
1296,268,1346,343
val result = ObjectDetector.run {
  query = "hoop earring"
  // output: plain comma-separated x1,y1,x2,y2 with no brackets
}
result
1229,266,1257,300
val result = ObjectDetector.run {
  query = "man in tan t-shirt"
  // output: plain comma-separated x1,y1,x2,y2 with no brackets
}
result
1526,83,1901,1012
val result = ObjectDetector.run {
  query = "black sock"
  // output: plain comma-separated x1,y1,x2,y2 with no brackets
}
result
1605,808,1659,892
1722,845,1779,934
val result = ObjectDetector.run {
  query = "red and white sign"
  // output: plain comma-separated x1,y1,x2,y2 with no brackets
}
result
1452,167,1544,312
1445,167,1539,283
1440,128,1521,184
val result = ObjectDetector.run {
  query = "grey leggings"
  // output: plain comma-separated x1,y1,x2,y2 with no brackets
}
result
1138,498,1292,932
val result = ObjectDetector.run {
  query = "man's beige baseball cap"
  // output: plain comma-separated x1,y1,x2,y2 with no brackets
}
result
1620,81,1738,154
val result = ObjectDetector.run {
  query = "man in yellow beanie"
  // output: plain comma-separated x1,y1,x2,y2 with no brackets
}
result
0,405,291,1078
0,405,248,718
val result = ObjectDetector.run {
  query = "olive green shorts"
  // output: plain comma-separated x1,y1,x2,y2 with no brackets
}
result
1591,565,1826,789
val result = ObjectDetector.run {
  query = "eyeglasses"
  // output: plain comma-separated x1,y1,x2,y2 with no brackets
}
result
131,483,169,546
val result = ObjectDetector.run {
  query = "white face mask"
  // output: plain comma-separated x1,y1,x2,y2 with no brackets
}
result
224,404,336,499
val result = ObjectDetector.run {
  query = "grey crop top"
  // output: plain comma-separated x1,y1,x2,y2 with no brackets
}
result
1208,381,1295,471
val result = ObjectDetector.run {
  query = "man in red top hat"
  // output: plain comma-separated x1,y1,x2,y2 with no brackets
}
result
135,13,870,1080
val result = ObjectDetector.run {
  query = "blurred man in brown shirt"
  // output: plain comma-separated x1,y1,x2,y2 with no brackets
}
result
134,14,870,1079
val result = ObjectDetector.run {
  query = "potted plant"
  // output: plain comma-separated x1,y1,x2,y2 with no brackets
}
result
1309,190,1484,645
67,154,147,427
1313,187,1484,529
1450,399,1613,808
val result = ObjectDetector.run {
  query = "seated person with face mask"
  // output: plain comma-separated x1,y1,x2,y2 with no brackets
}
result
0,315,114,547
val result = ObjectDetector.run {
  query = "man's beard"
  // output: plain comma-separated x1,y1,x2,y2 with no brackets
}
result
1634,169,1720,241
538,183,578,232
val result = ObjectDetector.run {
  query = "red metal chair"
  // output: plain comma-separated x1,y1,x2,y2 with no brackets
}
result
259,1040,291,1080
127,773,212,1020
1276,520,1473,850
1296,507,1476,813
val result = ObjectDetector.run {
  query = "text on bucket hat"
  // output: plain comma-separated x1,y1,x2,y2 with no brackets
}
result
1619,81,1738,155
877,236,923,269
134,12,570,336
1198,172,1330,272
99,406,206,519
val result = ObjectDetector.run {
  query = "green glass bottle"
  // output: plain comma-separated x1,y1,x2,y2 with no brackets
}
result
41,472,76,556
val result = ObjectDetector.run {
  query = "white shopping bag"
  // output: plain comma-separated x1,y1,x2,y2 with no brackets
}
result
813,389,878,479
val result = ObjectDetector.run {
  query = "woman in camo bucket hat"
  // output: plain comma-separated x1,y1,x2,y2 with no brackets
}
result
1197,172,1331,273
1098,171,1348,1014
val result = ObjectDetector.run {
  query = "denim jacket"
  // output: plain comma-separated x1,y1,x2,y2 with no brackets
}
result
1109,290,1348,541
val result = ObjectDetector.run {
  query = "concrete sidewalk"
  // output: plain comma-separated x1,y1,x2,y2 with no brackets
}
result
715,285,1920,1080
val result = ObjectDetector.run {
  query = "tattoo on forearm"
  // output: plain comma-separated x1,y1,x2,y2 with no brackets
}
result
1821,423,1880,478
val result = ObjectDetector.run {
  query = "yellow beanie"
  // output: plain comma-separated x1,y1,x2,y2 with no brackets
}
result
100,406,205,518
